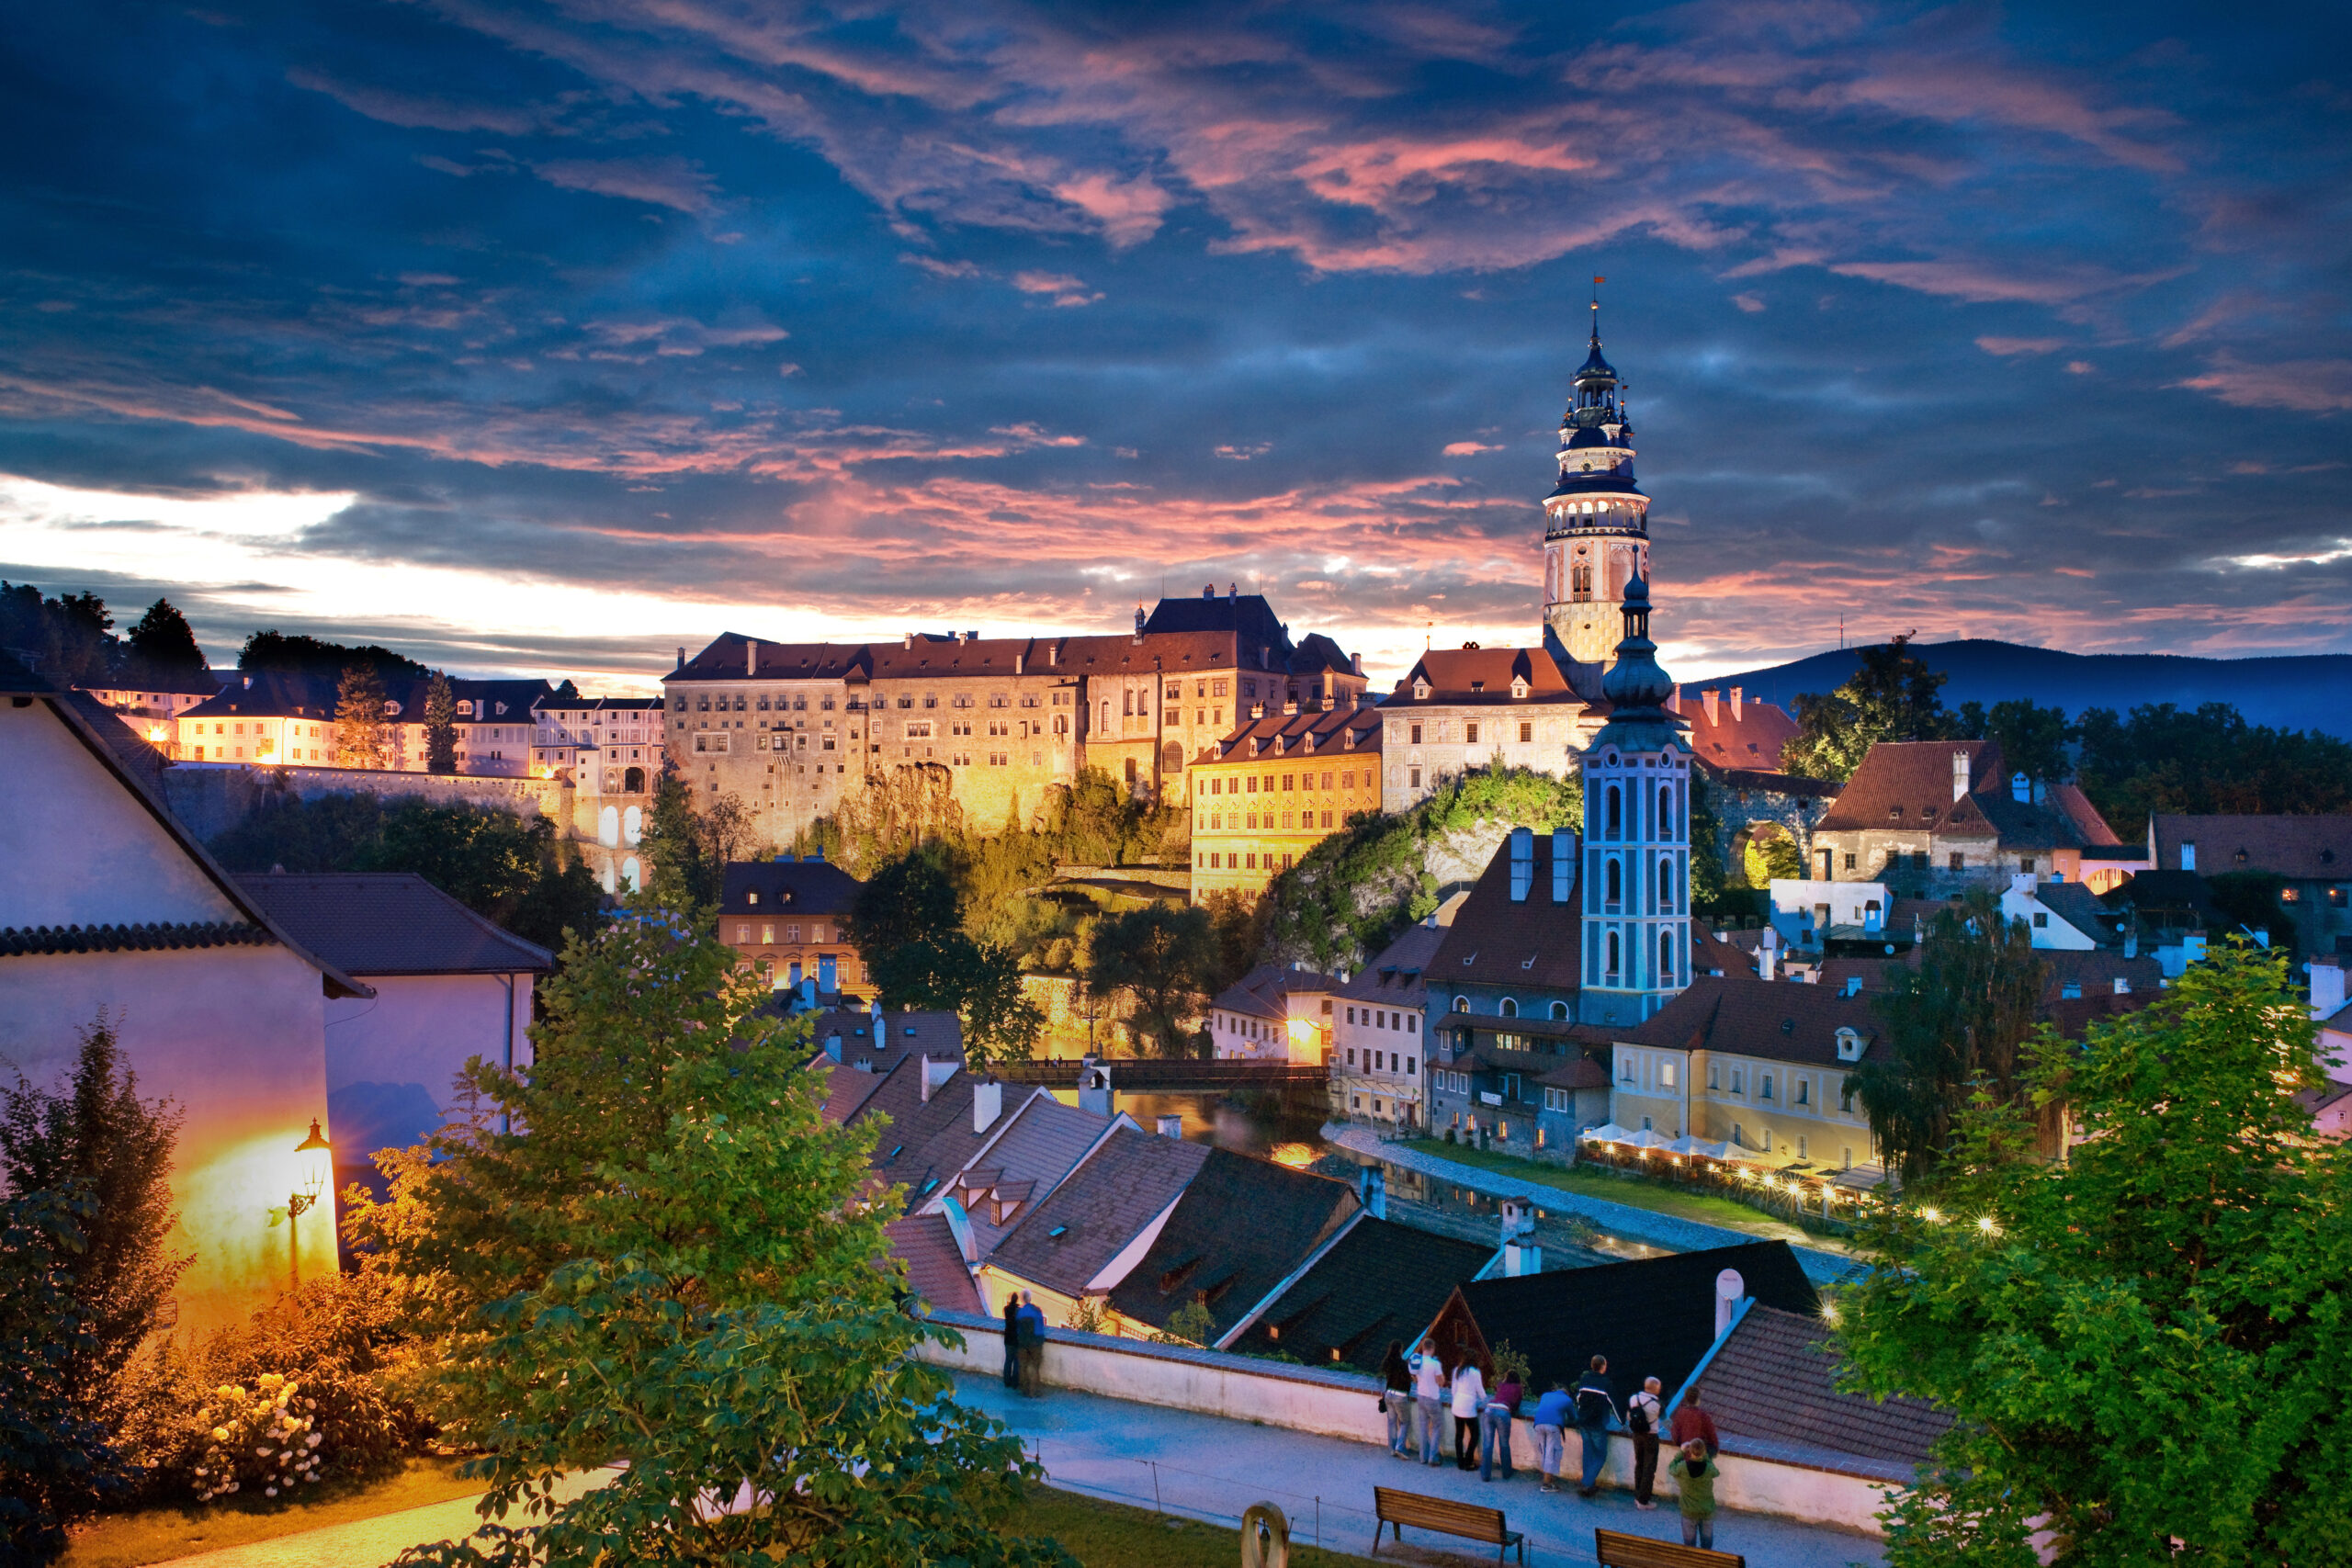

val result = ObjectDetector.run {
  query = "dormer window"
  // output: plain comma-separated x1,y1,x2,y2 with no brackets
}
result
1413,680,1431,700
747,891,760,906
1888,805,1905,820
1835,1027,1863,1063
1511,678,1529,698
457,699,475,716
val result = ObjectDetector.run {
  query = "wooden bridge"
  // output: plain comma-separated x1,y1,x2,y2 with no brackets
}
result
994,1057,1328,1092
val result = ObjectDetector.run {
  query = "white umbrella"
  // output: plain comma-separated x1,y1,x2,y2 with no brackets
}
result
1664,1134,1733,1160
1621,1128,1672,1149
1579,1122,1634,1145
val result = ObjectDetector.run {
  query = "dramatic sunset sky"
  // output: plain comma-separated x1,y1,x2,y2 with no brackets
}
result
4,2,2346,689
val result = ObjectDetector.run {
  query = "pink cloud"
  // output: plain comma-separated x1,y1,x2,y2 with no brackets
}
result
532,157,718,215
1975,335,2064,355
1442,441,1500,456
2175,355,2352,413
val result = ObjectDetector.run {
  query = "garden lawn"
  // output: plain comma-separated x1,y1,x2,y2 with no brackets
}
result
1013,1485,1372,1566
1400,1139,1843,1246
62,1457,487,1568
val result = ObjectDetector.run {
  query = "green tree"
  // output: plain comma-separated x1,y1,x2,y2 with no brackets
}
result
1085,904,1219,1058
634,763,752,908
422,673,458,775
1956,697,2074,786
240,630,428,680
2075,701,2352,825
960,942,1046,1069
1740,831,1804,888
1849,889,2049,1183
0,581,118,688
1782,634,1953,783
123,598,207,677
334,664,388,769
0,1187,126,1565
350,909,1067,1568
847,852,967,1009
0,1016,188,1421
1835,943,2350,1566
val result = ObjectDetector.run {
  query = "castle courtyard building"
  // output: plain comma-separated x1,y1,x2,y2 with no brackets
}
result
1189,705,1382,901
1378,644,1593,813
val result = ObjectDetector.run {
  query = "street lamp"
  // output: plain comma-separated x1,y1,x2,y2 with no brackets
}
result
285,1121,332,1287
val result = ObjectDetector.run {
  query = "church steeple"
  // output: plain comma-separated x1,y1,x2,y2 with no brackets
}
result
1541,288,1651,695
1578,571,1690,1026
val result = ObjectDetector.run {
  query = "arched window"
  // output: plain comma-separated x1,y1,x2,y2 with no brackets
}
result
1453,995,1469,1014
1570,561,1593,598
1660,930,1675,985
1499,998,1519,1018
623,765,644,793
1605,857,1623,907
1659,856,1676,911
1606,784,1623,838
1605,931,1621,979
1659,784,1674,836
1549,1000,1569,1021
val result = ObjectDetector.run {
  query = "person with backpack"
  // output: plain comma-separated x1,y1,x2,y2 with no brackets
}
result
1672,1438,1721,1549
1626,1375,1665,1509
1014,1291,1047,1398
1572,1355,1620,1497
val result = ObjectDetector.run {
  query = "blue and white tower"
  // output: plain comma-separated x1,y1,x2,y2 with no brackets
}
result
1578,574,1690,1025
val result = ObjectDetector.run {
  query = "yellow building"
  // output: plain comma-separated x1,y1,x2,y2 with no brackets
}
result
1190,706,1383,900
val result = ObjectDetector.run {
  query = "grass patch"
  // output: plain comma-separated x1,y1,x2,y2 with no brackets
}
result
62,1457,487,1568
1401,1139,1843,1244
1012,1484,1372,1566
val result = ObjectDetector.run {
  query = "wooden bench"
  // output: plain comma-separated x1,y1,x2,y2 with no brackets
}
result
1371,1486,1524,1564
1594,1525,1746,1568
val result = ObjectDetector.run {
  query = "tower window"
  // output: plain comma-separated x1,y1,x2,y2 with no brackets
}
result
1606,784,1623,838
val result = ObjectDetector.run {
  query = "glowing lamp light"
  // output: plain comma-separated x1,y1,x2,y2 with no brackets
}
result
1919,1206,1944,1224
288,1120,333,1218
145,725,168,743
1976,1214,2000,1236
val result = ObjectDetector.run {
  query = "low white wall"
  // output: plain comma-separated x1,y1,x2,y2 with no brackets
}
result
921,1312,1892,1535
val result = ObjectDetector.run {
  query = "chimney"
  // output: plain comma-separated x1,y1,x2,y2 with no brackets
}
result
746,639,758,677
675,647,684,670
1078,1057,1114,1118
1358,1164,1387,1220
2011,771,2031,805
972,1078,1003,1134
1843,975,1862,998
1509,826,1534,902
1228,582,1238,600
1503,1239,1541,1278
903,631,914,649
1953,749,1972,803
922,1055,958,1103
1702,688,1718,726
1351,652,1363,676
1014,651,1024,675
1729,687,1744,721
1552,829,1573,903
2310,961,2346,1021
823,1032,842,1063
1758,935,1779,984
1666,688,1681,716
800,976,818,1009
1204,584,1215,599
1156,1112,1185,1140
1713,1268,1746,1338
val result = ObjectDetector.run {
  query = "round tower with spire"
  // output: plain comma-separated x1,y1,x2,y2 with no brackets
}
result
1542,291,1650,694
1578,573,1690,1026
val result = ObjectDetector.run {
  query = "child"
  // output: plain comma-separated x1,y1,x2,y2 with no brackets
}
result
1673,1439,1720,1550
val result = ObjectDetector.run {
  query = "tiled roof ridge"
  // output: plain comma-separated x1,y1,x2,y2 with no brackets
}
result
0,920,276,956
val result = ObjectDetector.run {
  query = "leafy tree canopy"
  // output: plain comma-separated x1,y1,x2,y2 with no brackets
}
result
423,673,458,776
1083,903,1221,1058
238,629,428,680
1849,889,2050,1184
2075,701,2352,824
352,906,1069,1568
848,851,1042,1066
0,581,118,688
209,794,603,960
0,1187,126,1565
635,762,755,908
123,598,209,677
1955,697,2073,786
1781,634,1954,783
1837,943,2351,1566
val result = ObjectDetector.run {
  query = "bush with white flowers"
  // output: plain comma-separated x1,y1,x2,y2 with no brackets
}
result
190,1374,324,1502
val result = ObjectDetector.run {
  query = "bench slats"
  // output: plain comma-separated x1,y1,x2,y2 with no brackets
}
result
1594,1525,1747,1568
1374,1487,1523,1564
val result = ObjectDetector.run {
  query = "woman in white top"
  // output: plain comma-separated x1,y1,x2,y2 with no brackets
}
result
1449,1359,1487,1471
1410,1339,1448,1465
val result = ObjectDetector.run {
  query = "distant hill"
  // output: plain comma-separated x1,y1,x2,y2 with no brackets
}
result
1697,639,2352,740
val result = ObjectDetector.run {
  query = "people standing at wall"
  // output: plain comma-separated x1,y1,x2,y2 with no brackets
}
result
1380,1339,1412,1460
1411,1337,1447,1466
1529,1382,1572,1495
1627,1375,1665,1510
1573,1355,1621,1497
1670,1384,1721,1461
1673,1439,1720,1550
1480,1365,1522,1483
1001,1294,1022,1389
1450,1357,1487,1472
1015,1291,1047,1398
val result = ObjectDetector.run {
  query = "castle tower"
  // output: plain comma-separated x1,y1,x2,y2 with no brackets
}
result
1542,303,1650,694
1578,574,1690,1026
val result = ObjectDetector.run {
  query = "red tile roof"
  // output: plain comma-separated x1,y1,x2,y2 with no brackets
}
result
1690,1303,1951,1477
1194,705,1382,765
1429,829,1582,994
2152,814,2352,878
1386,646,1585,707
885,1213,982,1315
1669,688,1798,774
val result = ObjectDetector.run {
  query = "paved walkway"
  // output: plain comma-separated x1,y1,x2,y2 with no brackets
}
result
158,1468,616,1568
1327,1124,1860,1285
960,1375,1885,1568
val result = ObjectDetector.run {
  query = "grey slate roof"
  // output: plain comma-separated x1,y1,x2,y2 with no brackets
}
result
947,1095,1118,1258
1226,1216,1493,1373
1688,1303,1951,1478
232,873,553,976
987,1125,1210,1297
721,858,863,919
1105,1148,1361,1340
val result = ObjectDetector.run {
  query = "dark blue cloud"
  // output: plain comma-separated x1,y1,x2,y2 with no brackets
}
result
1,0,2347,684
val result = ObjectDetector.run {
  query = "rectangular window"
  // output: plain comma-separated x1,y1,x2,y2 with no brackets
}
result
1408,722,1422,744
1660,1061,1677,1089
1949,852,1964,872
1408,766,1421,788
1465,722,1479,743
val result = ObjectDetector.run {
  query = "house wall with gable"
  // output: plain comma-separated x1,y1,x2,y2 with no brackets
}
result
0,701,338,1336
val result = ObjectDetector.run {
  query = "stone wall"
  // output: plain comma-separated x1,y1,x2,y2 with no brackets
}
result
161,761,566,842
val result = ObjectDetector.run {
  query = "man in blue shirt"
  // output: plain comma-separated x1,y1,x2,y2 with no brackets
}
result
1015,1291,1048,1397
1529,1382,1574,1494
1573,1356,1621,1497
